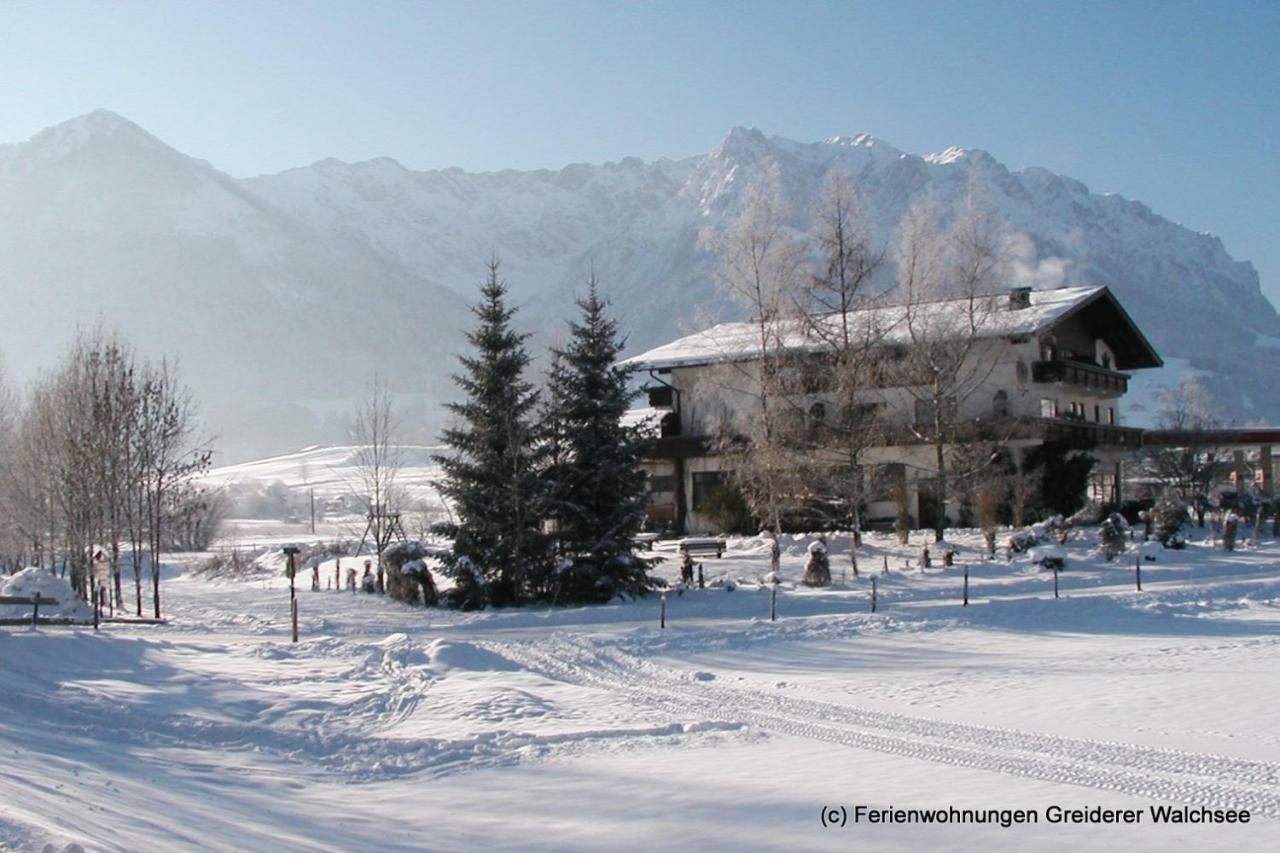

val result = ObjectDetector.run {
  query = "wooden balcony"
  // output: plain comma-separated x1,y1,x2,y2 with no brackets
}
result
1040,416,1144,449
1032,359,1129,394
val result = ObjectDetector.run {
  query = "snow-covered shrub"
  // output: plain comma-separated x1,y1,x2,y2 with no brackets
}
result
935,540,955,566
1066,502,1103,527
803,538,831,587
0,567,92,621
1222,511,1240,551
193,546,270,579
1028,544,1066,570
1098,513,1127,561
1154,498,1189,549
381,541,442,606
1005,529,1039,554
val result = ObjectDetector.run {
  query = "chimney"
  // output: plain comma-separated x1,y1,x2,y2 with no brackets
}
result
1009,287,1032,310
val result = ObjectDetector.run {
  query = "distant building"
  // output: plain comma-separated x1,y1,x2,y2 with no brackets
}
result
622,286,1162,534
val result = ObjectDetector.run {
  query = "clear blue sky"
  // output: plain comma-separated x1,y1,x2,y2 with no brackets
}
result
3,0,1278,299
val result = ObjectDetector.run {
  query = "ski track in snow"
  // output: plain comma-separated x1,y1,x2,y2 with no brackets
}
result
0,633,743,788
491,637,1280,819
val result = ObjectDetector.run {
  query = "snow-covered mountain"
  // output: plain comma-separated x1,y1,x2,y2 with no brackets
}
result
1,111,1275,457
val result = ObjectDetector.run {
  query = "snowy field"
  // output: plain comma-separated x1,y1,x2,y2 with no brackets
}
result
3,527,1280,851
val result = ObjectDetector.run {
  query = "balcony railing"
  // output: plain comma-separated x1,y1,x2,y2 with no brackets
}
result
1039,417,1144,449
1032,359,1129,394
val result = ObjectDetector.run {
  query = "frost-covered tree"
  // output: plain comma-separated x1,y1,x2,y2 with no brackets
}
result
1144,377,1231,526
896,192,1011,541
434,260,550,609
794,173,887,574
707,173,804,571
350,374,404,593
543,279,651,603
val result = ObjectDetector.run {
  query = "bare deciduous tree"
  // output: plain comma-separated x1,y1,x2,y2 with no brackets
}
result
707,173,804,573
351,374,404,593
896,192,1012,541
1144,377,1231,526
793,172,887,575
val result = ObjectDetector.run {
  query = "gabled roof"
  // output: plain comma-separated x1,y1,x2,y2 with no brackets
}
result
621,286,1162,372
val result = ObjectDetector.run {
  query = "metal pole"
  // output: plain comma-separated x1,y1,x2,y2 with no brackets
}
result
882,554,888,575
1135,553,1142,592
770,583,777,622
1053,565,1059,599
660,593,666,629
963,565,969,607
871,577,877,613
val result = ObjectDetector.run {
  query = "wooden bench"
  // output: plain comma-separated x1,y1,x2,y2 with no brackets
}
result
678,537,726,559
632,533,661,551
0,594,56,626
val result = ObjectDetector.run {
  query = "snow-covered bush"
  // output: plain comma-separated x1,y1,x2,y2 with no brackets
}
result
802,538,831,587
1066,502,1103,527
1222,511,1240,551
1005,529,1039,554
1154,498,1189,549
0,567,92,621
381,541,442,606
1028,543,1066,570
1098,513,1128,561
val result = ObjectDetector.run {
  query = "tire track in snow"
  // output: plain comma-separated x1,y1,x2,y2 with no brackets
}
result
492,638,1280,818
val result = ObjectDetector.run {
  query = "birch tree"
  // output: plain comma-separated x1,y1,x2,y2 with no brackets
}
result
351,374,403,594
897,192,1011,541
708,173,804,572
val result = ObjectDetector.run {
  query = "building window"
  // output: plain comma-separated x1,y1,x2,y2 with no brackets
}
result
993,390,1009,417
647,475,676,494
691,471,727,511
1108,407,1116,425
1101,352,1112,370
1040,397,1057,418
915,397,956,428
1094,404,1101,423
1090,472,1117,504
808,402,827,429
1015,358,1029,387
647,386,674,408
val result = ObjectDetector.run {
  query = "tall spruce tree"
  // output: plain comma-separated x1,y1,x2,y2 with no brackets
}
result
543,280,651,603
434,260,550,609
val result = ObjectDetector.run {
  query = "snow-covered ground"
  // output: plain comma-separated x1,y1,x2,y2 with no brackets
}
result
3,527,1279,851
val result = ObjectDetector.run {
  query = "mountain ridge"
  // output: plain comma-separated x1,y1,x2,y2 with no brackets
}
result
1,111,1274,457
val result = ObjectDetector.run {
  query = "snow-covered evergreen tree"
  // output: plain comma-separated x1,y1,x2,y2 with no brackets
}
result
543,280,651,603
434,260,550,609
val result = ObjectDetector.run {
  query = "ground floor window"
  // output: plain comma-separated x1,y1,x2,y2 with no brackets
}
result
691,471,727,511
647,474,676,494
1090,472,1117,504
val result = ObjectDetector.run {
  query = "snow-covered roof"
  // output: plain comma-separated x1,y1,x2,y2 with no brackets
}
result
621,286,1162,372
